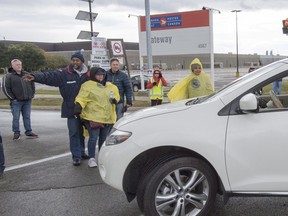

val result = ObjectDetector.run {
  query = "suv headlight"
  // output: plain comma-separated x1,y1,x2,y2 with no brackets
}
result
106,129,132,146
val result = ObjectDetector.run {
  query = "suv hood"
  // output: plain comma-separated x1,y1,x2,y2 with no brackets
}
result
115,100,191,128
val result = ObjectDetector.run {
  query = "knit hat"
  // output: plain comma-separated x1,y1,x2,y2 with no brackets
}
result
71,51,85,63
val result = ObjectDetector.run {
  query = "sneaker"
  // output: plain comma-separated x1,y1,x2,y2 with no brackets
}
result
73,159,81,166
26,132,38,138
88,158,97,168
81,154,90,160
13,133,21,141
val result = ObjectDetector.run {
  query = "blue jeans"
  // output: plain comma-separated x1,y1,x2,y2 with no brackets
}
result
0,135,5,173
85,122,110,158
116,103,124,121
10,99,32,135
67,117,84,160
273,80,282,95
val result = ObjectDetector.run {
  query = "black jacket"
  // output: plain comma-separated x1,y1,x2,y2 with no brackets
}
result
33,65,89,118
2,68,35,101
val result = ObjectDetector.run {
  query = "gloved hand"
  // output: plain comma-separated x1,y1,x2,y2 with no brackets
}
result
74,102,82,115
152,82,157,86
158,73,162,78
109,98,117,104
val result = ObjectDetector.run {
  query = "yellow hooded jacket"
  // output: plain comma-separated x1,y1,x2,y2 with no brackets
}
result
167,58,214,102
75,81,120,124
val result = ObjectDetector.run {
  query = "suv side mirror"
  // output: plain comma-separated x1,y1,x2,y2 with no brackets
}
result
239,93,259,112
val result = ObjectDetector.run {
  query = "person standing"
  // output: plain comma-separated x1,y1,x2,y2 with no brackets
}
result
2,59,38,140
273,79,282,95
106,58,132,120
75,67,120,167
23,51,89,166
167,58,214,102
146,69,167,106
0,133,5,179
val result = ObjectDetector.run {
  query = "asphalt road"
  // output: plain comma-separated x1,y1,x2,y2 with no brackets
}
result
1,108,288,215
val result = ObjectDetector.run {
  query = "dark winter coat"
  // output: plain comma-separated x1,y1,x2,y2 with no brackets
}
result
32,65,89,118
2,68,35,101
106,69,132,105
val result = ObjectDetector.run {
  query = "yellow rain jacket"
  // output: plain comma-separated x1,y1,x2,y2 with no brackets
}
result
75,81,120,124
167,58,214,102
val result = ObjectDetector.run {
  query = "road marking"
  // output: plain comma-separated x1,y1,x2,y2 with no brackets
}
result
5,152,71,171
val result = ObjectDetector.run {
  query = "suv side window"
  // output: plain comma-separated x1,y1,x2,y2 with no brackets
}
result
256,73,288,111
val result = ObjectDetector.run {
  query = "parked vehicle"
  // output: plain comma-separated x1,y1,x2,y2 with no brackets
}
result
99,58,288,216
130,74,152,92
248,67,259,73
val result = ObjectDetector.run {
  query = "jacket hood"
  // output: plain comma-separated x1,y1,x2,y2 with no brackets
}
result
189,58,204,75
152,69,162,80
90,67,107,85
8,67,24,74
8,67,14,73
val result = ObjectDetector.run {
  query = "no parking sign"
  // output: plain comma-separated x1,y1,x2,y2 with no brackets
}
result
111,40,124,56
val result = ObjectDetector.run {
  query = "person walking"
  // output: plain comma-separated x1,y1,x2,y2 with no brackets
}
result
106,58,132,120
23,51,90,166
146,69,168,106
2,59,38,140
167,58,214,102
0,133,5,179
74,67,120,167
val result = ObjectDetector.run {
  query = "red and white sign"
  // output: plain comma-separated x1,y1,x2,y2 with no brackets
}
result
111,40,124,56
91,37,107,55
139,10,210,56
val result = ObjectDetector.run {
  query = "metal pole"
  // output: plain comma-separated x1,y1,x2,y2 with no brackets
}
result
202,6,220,89
88,0,93,37
208,9,215,90
232,10,241,78
145,0,153,74
236,12,239,77
137,16,145,91
128,14,145,91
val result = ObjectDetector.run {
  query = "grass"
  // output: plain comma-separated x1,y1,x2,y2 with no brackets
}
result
262,82,288,95
0,97,150,107
35,89,60,95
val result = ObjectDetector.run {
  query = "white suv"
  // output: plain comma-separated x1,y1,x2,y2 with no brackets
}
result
99,58,288,216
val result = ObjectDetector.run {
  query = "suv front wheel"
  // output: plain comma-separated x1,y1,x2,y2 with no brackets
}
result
137,157,217,216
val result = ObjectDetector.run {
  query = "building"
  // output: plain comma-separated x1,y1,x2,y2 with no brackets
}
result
1,40,286,70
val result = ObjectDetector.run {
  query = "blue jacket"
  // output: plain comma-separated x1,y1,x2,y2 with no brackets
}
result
106,69,132,105
33,65,89,118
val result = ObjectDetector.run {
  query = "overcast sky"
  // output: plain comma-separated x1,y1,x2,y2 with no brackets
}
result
1,0,288,56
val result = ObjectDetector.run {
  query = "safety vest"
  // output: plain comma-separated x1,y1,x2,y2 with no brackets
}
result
149,78,164,100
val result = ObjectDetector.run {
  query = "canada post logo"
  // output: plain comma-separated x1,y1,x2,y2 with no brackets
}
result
151,15,182,29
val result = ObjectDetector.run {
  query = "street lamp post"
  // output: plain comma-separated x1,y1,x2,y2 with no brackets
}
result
202,6,221,90
231,10,241,78
145,0,153,74
128,14,145,91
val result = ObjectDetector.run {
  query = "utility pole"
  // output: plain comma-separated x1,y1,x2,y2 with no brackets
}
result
231,10,242,78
